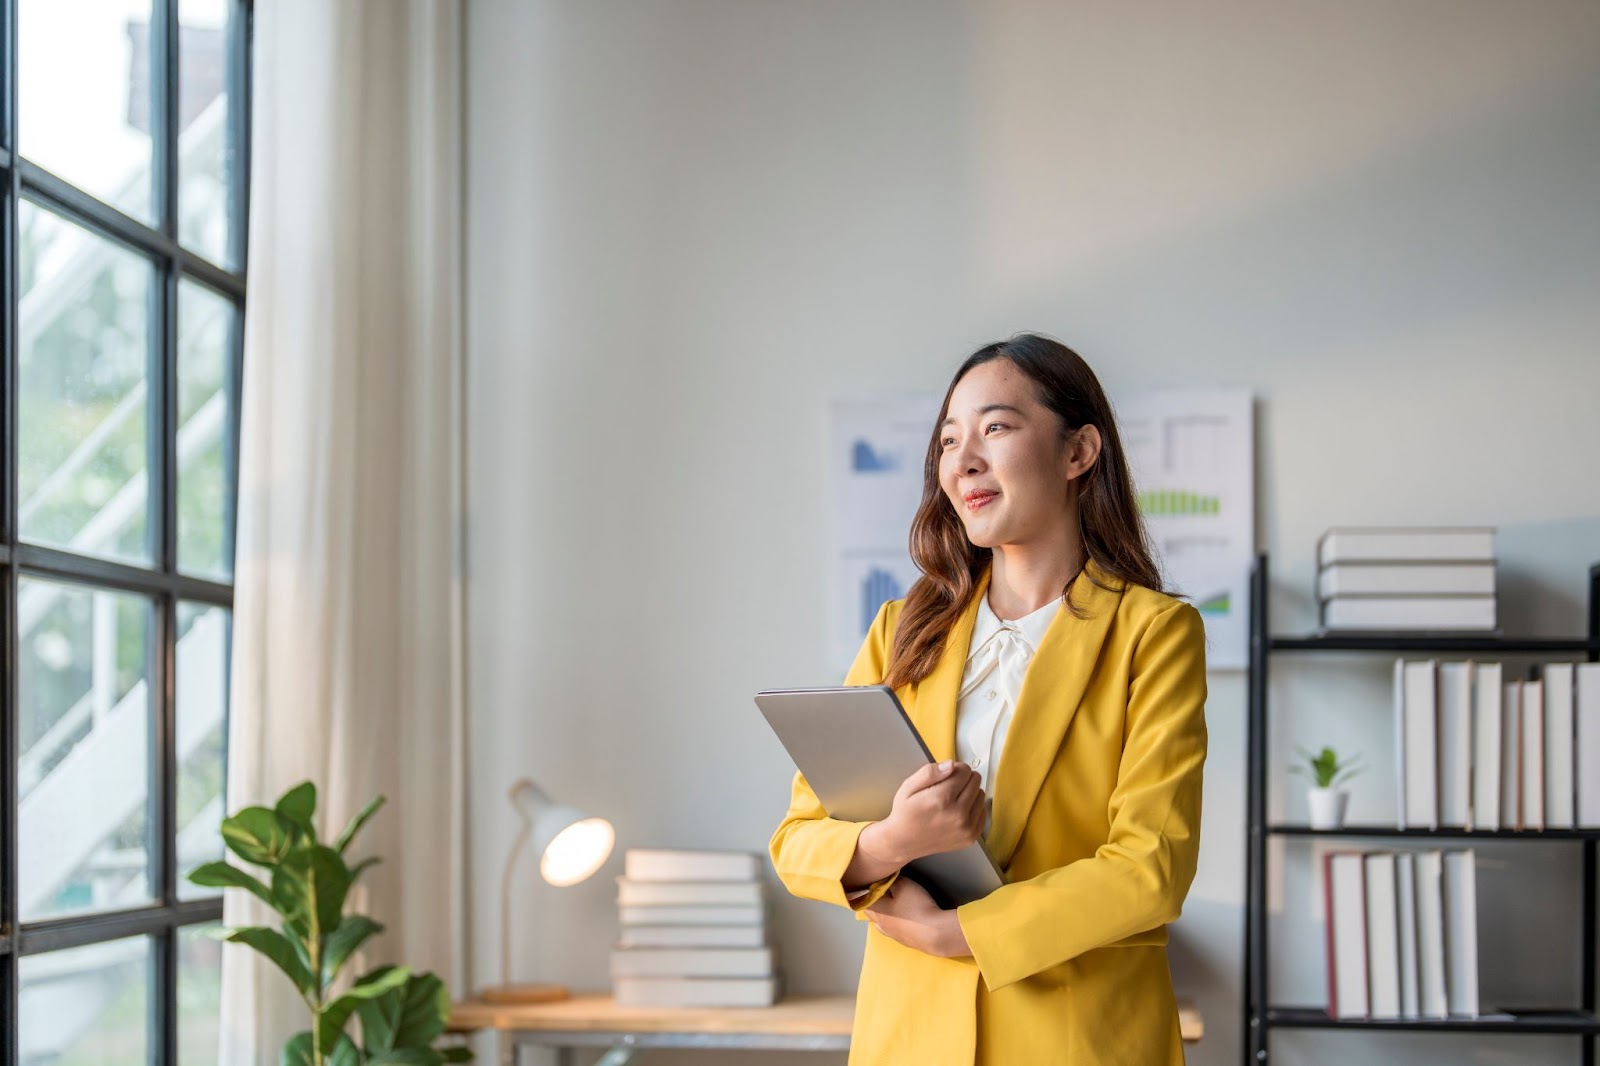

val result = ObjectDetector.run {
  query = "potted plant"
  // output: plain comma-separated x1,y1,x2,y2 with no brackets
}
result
1290,745,1363,830
189,781,471,1066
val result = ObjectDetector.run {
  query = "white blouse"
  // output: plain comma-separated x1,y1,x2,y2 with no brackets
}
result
955,592,1061,837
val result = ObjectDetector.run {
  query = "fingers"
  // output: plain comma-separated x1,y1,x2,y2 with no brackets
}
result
954,770,982,809
904,760,964,796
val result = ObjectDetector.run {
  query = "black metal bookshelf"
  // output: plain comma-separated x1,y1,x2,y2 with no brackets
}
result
1243,552,1600,1065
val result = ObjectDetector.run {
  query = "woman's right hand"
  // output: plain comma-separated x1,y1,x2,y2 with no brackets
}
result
875,761,986,864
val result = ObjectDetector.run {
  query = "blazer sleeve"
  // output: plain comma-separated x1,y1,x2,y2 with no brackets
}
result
956,600,1208,991
768,600,904,915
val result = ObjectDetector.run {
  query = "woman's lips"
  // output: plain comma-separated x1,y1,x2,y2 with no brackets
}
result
964,492,998,511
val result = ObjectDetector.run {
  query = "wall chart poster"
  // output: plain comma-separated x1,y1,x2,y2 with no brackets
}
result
1117,388,1256,670
830,388,1254,674
829,395,938,675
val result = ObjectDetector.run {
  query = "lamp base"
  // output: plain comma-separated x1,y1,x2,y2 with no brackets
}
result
477,983,572,1005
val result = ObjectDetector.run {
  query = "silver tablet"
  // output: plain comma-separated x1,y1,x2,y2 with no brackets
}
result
755,685,1005,908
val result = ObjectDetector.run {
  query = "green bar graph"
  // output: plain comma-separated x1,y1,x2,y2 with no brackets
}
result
1137,489,1222,517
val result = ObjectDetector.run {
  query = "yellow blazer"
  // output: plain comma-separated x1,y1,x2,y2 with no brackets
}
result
769,559,1207,1065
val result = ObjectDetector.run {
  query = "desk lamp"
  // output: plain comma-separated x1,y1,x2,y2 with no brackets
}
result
481,778,615,1004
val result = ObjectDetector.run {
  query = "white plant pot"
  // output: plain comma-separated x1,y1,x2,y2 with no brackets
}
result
1308,786,1349,830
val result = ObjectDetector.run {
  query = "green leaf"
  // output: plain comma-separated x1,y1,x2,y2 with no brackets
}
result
367,1050,443,1066
227,927,315,996
278,845,353,940
281,1031,315,1066
187,861,276,909
440,1047,474,1063
224,806,298,867
349,856,383,884
277,782,319,836
320,966,413,1054
335,795,387,854
324,916,385,987
328,1032,362,1066
271,864,313,940
358,972,449,1054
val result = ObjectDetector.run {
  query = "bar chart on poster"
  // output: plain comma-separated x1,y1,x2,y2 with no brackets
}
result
1118,388,1255,669
828,395,937,675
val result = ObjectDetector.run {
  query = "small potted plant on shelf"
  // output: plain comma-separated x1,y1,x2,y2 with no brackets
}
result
1290,745,1363,830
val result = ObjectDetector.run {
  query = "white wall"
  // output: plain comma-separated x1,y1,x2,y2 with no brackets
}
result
464,3,1600,1063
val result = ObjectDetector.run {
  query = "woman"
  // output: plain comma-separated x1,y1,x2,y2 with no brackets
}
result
769,334,1207,1065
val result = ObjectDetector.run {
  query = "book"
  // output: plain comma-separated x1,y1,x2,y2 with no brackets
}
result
1580,664,1600,827
1395,853,1420,1018
1442,850,1480,1017
1400,660,1438,830
1324,851,1369,1019
619,904,764,926
609,946,775,979
1364,853,1402,1019
1393,660,1407,829
1323,597,1496,633
623,849,762,882
1544,663,1576,830
617,924,767,949
1471,663,1503,830
1502,682,1522,830
1523,678,1545,832
1414,850,1448,1018
612,975,781,1008
1437,662,1474,828
1318,527,1495,566
1317,563,1495,600
617,878,763,907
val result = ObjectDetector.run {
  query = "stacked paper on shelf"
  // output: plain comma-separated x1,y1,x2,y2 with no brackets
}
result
611,849,781,1007
1317,528,1496,632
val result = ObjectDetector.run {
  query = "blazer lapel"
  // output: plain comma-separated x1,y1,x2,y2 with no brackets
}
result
905,566,992,762
986,559,1126,870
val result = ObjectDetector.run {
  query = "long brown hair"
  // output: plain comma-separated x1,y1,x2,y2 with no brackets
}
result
883,334,1166,689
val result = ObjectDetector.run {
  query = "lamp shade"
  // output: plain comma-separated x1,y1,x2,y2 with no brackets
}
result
509,779,615,887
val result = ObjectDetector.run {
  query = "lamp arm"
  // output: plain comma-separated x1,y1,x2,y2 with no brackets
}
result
501,818,532,988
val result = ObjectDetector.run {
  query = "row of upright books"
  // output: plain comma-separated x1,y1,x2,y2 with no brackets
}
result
1325,849,1480,1020
1395,659,1600,830
1318,527,1496,632
610,848,781,1007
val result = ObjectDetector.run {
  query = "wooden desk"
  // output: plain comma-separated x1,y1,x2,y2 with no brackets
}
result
451,993,1203,1064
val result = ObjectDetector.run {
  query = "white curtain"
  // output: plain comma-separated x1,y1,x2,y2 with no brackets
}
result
221,3,468,1062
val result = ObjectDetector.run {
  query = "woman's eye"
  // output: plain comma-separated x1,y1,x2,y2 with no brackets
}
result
940,437,956,447
985,422,1006,433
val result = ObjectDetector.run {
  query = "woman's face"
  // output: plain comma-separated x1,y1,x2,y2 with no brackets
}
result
937,359,1085,550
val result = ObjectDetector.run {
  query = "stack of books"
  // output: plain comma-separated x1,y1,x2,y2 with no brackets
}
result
1317,527,1497,632
1324,848,1479,1020
1394,659,1600,831
610,848,781,1007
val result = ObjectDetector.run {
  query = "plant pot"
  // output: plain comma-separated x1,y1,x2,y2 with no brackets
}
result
1307,786,1349,830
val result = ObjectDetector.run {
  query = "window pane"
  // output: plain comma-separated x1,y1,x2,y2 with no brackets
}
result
179,0,238,266
19,936,153,1066
178,923,223,1065
177,279,234,580
19,0,156,223
19,201,154,565
177,602,230,900
18,579,153,920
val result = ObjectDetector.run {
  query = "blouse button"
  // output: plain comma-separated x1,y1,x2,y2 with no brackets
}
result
986,689,997,701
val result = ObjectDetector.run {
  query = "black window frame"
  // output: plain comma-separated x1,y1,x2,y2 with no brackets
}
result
0,0,252,1062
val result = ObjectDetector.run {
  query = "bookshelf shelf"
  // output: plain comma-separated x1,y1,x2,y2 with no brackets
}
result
1265,1007,1600,1035
1268,824,1600,840
1270,635,1600,655
1243,553,1600,1065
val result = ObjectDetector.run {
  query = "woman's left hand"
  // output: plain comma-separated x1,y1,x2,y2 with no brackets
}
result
862,877,972,959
